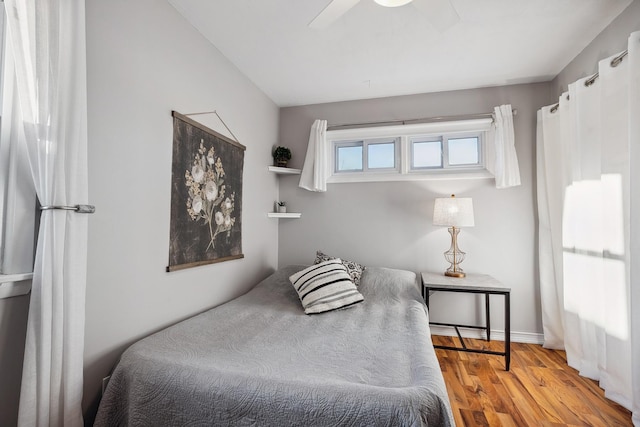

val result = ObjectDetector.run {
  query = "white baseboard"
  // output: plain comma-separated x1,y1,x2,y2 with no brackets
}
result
430,325,545,345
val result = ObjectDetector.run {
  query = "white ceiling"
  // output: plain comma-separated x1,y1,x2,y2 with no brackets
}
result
168,0,631,107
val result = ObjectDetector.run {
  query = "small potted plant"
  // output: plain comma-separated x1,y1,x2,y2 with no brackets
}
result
276,201,287,213
273,146,292,168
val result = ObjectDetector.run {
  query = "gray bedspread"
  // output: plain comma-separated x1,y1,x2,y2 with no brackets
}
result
94,265,454,426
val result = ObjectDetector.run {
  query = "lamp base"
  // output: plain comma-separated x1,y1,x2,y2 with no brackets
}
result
445,271,466,278
443,226,467,278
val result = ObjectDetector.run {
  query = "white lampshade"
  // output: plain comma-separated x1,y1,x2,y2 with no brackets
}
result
433,195,475,227
374,0,413,7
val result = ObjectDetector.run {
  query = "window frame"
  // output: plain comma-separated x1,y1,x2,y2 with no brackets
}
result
334,140,364,172
334,137,400,174
409,132,484,173
327,118,493,184
409,137,443,170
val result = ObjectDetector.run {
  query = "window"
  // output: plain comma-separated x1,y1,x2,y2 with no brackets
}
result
410,135,481,171
335,138,398,173
448,136,480,165
368,141,395,169
0,8,37,299
335,142,363,172
411,139,442,169
328,118,492,183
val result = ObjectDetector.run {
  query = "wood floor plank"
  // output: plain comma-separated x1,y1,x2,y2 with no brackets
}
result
528,366,602,425
529,344,566,369
474,359,509,414
468,372,496,413
496,412,517,427
500,371,557,424
459,409,490,426
432,335,632,427
482,409,504,427
512,365,583,423
485,373,531,426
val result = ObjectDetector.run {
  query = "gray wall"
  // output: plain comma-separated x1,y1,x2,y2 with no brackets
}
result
553,0,640,96
278,83,553,338
82,0,280,422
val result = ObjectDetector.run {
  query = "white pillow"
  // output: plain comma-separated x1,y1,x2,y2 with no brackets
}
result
289,259,364,315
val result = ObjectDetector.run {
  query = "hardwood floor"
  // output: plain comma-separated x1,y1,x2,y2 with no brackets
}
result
432,335,632,426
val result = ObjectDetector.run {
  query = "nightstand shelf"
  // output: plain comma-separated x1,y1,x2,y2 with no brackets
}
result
422,272,511,371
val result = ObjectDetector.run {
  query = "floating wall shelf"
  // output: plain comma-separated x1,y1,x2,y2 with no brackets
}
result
268,166,301,175
268,166,302,219
267,212,302,219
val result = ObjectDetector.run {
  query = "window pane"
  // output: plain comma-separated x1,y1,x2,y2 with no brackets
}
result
448,137,479,165
367,142,395,169
337,145,363,171
412,141,442,168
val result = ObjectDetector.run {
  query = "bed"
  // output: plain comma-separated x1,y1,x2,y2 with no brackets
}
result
94,265,454,426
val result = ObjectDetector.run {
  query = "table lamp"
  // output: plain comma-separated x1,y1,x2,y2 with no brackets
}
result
433,194,474,278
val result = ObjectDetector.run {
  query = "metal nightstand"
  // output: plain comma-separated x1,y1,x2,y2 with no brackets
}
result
422,272,511,371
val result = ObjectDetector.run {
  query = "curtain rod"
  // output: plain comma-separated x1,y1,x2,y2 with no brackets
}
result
326,109,516,131
550,49,628,114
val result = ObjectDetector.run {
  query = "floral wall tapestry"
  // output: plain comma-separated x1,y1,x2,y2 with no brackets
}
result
167,111,245,271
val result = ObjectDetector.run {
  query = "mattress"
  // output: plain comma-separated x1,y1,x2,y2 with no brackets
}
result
94,265,454,426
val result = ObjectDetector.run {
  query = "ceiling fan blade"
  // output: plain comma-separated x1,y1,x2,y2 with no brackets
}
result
309,0,361,29
412,0,460,32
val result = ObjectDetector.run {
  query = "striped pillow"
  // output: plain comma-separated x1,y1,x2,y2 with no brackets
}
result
289,259,364,315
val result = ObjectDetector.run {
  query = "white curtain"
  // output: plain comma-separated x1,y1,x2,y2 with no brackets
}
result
536,106,566,349
537,32,639,423
299,119,329,192
0,28,36,278
4,1,90,426
630,29,640,427
488,104,521,189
